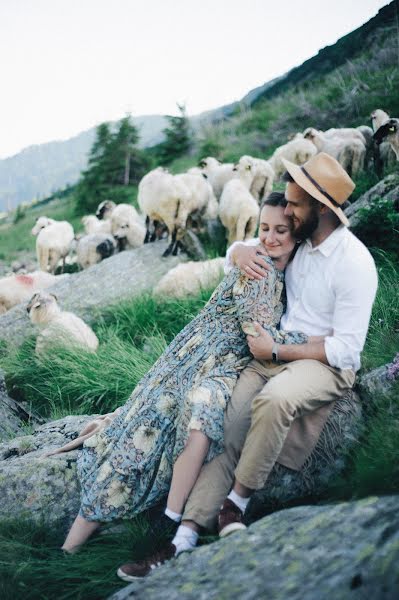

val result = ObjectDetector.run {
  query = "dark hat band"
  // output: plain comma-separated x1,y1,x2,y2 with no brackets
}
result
301,166,341,208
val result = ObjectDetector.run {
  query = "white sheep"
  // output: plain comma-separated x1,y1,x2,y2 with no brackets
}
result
219,157,259,245
138,168,198,256
96,200,116,220
371,109,390,132
0,271,66,315
110,203,146,249
303,128,366,176
175,171,219,223
76,233,117,269
28,292,99,354
323,127,366,144
81,215,112,235
31,216,75,274
198,157,236,199
238,155,275,203
268,138,318,179
153,257,225,299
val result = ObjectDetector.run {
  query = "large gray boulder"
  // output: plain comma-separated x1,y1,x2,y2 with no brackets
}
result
345,172,399,228
0,390,362,533
0,241,187,348
111,495,399,600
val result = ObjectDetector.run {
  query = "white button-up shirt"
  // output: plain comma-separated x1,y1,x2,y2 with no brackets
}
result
225,226,378,372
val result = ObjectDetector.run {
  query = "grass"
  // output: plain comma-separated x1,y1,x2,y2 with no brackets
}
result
1,291,213,419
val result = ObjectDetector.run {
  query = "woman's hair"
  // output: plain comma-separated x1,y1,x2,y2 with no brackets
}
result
260,191,287,210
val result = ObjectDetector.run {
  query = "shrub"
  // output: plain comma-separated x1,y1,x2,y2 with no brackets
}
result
352,198,399,259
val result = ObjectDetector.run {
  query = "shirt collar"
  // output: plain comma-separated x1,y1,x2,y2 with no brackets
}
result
304,225,347,257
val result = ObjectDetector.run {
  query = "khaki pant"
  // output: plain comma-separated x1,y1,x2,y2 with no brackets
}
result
182,358,355,531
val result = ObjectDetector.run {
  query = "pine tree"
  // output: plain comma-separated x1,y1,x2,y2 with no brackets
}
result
158,103,192,164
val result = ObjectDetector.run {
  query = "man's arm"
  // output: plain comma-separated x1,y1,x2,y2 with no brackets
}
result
247,323,328,364
225,240,270,279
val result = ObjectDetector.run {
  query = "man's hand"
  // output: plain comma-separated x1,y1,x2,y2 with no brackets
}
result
246,322,274,359
232,244,271,280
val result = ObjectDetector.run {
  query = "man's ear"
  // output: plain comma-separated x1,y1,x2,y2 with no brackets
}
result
319,203,330,215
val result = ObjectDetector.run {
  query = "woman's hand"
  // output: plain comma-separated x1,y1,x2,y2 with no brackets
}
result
232,244,270,280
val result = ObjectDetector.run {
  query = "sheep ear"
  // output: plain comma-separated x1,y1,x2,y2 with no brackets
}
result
49,293,58,302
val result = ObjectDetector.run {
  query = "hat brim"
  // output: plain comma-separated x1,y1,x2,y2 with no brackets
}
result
281,158,349,227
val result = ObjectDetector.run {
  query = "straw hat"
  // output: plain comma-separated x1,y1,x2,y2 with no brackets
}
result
281,152,355,227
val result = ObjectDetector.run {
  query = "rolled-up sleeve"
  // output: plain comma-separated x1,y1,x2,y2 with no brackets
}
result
324,259,378,371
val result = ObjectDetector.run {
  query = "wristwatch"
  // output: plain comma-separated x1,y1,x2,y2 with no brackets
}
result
272,343,280,363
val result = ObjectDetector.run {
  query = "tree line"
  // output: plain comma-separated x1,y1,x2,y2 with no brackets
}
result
76,105,192,213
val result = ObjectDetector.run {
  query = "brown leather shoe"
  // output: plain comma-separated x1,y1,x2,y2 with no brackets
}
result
117,543,176,581
218,498,247,538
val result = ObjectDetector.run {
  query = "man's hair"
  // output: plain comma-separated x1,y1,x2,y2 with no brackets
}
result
260,191,287,210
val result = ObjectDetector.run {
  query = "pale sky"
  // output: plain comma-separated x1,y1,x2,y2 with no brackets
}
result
0,0,391,159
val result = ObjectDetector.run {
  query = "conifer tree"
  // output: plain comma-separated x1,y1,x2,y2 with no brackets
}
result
158,103,192,164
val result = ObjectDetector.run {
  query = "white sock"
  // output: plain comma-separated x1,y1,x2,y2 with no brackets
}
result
164,507,182,523
227,490,250,514
172,524,199,555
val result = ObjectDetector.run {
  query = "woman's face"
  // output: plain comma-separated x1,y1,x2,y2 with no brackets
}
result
259,205,295,263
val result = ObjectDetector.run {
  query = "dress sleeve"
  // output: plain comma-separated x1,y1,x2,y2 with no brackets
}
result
227,258,308,346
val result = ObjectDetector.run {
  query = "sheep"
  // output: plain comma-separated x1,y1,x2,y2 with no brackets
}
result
268,138,318,179
110,203,146,249
0,271,66,315
374,117,399,161
175,170,219,226
323,127,366,144
238,155,275,203
153,257,225,299
81,215,112,235
31,216,75,274
96,200,116,220
76,233,117,269
138,168,199,256
219,156,260,245
303,128,366,176
198,157,236,199
371,109,390,132
27,292,99,354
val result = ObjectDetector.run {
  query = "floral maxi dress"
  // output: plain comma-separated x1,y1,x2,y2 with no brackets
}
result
77,258,306,521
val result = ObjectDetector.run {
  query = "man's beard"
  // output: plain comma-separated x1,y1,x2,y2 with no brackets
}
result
294,207,319,241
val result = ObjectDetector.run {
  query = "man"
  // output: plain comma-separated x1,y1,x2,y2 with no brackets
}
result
117,152,378,581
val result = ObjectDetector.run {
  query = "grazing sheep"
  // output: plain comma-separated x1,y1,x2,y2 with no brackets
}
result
153,257,225,299
219,157,259,245
28,292,99,354
374,117,399,161
76,233,117,269
110,203,146,249
175,171,219,224
198,157,236,199
371,109,390,132
303,128,366,176
31,216,75,274
268,138,317,179
81,215,112,235
0,271,65,315
239,155,275,203
96,200,116,220
370,110,397,170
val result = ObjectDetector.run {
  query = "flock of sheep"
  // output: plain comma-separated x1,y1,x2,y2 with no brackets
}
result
0,107,397,355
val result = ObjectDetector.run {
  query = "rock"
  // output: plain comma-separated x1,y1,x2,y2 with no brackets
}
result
345,173,399,228
110,495,399,600
0,241,187,348
181,230,207,261
0,415,95,530
357,362,398,402
0,369,44,441
0,391,362,533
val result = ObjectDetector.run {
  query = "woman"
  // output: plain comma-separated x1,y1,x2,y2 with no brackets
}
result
62,192,308,552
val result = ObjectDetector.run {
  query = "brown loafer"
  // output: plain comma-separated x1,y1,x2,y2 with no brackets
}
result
117,542,176,581
218,498,247,538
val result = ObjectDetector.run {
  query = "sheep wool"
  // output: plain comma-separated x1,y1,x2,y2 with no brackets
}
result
153,258,225,299
31,216,74,274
